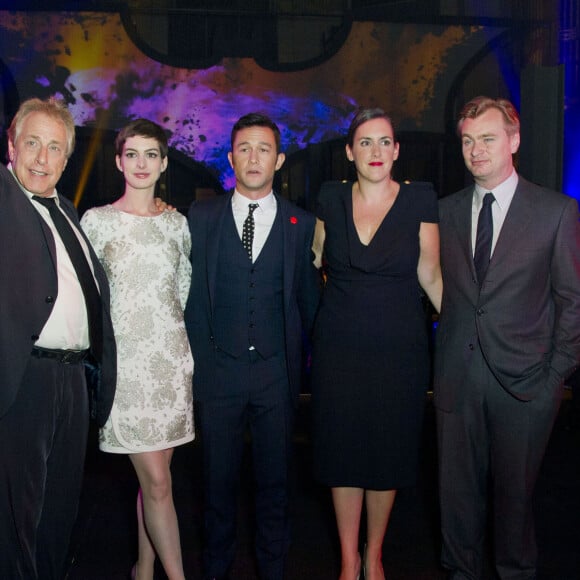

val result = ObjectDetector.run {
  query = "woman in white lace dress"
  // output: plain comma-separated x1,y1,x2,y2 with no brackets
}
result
81,119,193,580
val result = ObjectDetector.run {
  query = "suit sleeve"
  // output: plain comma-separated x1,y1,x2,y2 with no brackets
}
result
297,214,322,336
549,195,580,380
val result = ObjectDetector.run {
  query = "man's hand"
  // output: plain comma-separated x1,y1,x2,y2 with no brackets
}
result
154,197,176,212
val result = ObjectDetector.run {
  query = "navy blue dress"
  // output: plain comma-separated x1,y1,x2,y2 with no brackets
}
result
311,181,438,489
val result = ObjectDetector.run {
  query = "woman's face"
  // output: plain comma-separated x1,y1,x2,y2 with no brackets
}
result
116,135,167,191
346,117,399,184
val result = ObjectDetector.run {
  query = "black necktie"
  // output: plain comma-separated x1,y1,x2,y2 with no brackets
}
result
242,203,259,261
474,192,495,285
33,196,103,360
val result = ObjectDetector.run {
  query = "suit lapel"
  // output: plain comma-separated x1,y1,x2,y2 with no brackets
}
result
277,195,297,311
59,197,90,250
451,187,476,278
488,180,534,272
59,195,109,295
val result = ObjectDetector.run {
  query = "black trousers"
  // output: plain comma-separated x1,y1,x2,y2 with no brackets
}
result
437,345,562,580
198,349,294,580
0,354,89,579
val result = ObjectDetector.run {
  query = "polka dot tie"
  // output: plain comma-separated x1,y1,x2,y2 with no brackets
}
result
242,203,259,261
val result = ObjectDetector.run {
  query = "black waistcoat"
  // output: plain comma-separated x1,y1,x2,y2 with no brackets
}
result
213,206,285,358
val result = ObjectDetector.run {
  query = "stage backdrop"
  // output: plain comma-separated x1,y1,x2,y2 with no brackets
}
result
0,11,507,198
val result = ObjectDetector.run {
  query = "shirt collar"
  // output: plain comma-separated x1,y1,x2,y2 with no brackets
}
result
232,189,275,213
474,168,518,212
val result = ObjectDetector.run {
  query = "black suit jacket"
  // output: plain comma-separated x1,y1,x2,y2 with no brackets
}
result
0,163,116,426
184,192,320,403
434,176,580,412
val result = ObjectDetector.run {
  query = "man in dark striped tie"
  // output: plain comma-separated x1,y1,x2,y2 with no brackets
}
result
435,96,580,580
0,97,117,579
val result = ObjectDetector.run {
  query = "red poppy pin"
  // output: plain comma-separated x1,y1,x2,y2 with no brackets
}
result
290,216,297,224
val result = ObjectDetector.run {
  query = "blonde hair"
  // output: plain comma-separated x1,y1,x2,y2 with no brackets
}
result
8,97,75,158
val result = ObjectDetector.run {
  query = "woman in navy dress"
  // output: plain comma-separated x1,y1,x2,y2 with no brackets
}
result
311,108,442,580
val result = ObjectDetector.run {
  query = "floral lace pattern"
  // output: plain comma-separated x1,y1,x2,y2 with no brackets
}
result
81,205,194,453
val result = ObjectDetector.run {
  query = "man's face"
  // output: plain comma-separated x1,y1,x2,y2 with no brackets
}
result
8,111,69,198
460,108,520,191
227,125,285,200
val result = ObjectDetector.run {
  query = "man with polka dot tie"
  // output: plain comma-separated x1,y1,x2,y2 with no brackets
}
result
185,113,320,580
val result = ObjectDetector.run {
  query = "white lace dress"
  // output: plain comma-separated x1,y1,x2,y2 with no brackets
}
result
81,206,194,453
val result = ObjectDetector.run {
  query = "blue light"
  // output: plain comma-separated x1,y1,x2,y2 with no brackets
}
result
561,0,580,200
563,107,580,199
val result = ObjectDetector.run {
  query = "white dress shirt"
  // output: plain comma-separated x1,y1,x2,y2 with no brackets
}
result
471,169,519,257
10,166,93,350
231,190,278,263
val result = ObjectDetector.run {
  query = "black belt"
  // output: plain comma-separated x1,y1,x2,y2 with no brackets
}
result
31,346,89,364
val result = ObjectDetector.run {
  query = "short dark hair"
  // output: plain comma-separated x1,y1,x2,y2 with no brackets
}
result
231,113,282,153
457,96,520,137
115,118,169,158
346,107,396,147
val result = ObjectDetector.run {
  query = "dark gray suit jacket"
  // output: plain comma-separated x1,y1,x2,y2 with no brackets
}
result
184,192,320,403
0,163,116,426
434,175,580,412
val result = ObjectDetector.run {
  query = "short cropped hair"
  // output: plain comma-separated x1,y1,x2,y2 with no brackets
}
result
115,118,169,158
457,96,520,137
231,113,282,154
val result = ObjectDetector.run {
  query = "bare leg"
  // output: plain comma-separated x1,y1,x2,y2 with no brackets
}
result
129,449,185,580
134,488,156,579
331,487,364,580
363,489,396,580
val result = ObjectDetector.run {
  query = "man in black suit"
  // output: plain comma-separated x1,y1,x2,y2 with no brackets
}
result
0,98,116,579
434,96,580,579
185,113,320,580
